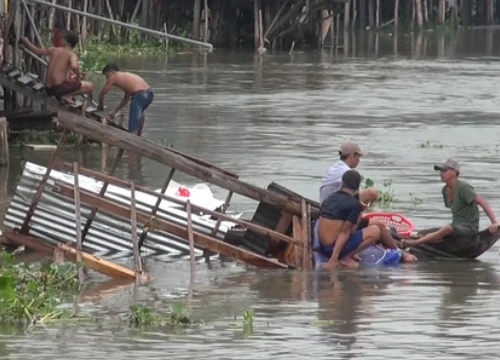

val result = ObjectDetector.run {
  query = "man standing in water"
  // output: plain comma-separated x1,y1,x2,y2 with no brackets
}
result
20,32,93,104
318,170,401,269
402,159,498,247
97,63,154,135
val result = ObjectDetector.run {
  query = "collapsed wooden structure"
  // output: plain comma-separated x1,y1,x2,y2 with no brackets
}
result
1,104,320,275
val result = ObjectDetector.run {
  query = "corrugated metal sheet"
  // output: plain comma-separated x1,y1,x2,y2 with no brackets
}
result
4,162,240,259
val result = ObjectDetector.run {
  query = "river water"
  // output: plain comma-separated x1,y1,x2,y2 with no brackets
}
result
2,30,500,359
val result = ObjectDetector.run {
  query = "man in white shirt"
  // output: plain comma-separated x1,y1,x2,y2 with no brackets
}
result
319,142,378,205
319,142,399,250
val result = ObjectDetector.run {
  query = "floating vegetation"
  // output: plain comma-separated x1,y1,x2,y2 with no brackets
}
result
420,140,444,149
0,250,82,325
0,249,196,330
409,193,423,206
125,302,192,328
363,178,397,205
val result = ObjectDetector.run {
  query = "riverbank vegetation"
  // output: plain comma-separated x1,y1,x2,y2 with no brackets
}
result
21,0,499,57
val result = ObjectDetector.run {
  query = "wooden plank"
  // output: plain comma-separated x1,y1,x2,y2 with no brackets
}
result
56,110,303,215
2,231,150,280
81,148,124,241
186,200,196,282
58,244,148,281
21,130,68,233
53,163,305,248
2,230,55,253
130,182,143,282
73,162,84,282
138,167,176,249
55,183,289,269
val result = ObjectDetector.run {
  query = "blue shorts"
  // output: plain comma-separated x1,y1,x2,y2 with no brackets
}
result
129,89,154,133
316,229,364,260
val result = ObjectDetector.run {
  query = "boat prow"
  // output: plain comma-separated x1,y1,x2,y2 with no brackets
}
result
399,227,500,260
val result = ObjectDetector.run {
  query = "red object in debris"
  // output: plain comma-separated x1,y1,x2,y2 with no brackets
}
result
53,28,64,47
176,186,190,197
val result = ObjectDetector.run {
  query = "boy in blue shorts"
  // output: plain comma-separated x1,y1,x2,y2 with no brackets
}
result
98,63,154,135
317,170,400,269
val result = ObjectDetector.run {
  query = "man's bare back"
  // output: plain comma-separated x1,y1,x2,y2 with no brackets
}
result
106,72,150,95
45,47,78,87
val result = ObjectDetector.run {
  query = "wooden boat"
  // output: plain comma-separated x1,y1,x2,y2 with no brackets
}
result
391,228,500,260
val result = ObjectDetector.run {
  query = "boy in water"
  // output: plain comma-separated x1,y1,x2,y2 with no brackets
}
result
20,32,93,104
97,63,154,135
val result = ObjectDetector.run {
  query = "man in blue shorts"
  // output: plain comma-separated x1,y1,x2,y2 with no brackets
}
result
98,63,154,135
317,169,401,269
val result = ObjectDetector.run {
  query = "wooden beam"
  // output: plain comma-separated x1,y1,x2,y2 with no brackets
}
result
55,183,289,269
53,163,306,248
1,231,150,280
56,110,303,215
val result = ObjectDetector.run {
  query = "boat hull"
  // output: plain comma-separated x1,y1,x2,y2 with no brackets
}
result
398,227,500,260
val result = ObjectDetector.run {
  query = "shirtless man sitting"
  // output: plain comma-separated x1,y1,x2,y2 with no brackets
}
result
20,32,93,104
318,170,403,269
97,63,154,135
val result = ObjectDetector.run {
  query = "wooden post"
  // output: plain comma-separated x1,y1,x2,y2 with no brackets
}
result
21,130,68,234
376,0,380,28
344,0,351,29
0,117,9,166
301,200,307,270
101,116,108,172
130,182,143,284
73,162,84,283
186,200,196,283
137,167,176,249
305,204,312,270
394,0,399,30
253,0,260,51
193,0,201,40
81,148,125,241
438,0,445,24
203,0,209,42
415,0,423,30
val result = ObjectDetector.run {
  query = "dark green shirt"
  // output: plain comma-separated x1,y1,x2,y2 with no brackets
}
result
441,180,479,232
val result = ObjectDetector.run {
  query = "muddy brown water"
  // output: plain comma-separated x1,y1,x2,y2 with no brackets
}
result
2,30,500,359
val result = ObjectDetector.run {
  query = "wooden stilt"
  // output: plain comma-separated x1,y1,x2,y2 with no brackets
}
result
0,117,9,166
138,167,176,249
300,199,308,270
81,148,124,241
130,182,143,284
20,129,68,234
186,200,196,282
73,162,84,283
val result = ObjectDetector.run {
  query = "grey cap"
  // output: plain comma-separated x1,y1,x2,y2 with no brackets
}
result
433,158,460,173
339,142,364,156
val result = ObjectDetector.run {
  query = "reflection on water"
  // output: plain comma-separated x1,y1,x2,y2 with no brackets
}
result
3,30,500,358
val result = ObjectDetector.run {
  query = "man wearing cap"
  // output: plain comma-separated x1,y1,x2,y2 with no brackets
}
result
402,159,498,247
317,169,402,269
319,142,377,205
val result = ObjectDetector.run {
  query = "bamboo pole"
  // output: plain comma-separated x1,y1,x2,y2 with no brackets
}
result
203,0,209,43
138,167,176,249
81,148,125,241
305,203,312,270
73,162,84,283
25,0,213,51
130,182,143,284
394,0,399,30
344,0,350,29
186,200,196,282
300,199,308,270
21,130,68,234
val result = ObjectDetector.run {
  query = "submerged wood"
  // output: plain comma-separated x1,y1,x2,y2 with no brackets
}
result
56,110,303,215
2,231,147,280
54,161,306,248
55,182,289,269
